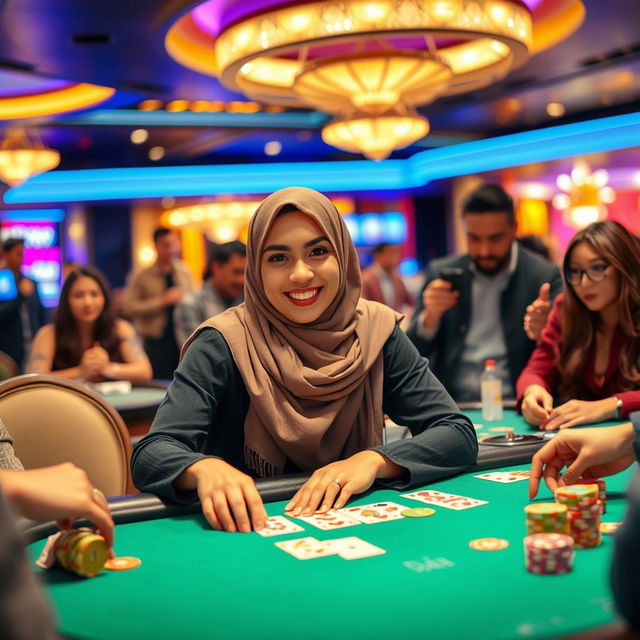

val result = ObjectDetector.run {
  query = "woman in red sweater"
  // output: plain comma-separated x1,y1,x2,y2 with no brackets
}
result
517,220,640,430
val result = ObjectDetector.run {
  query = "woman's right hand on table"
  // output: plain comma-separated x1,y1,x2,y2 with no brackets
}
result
522,385,553,426
178,458,267,533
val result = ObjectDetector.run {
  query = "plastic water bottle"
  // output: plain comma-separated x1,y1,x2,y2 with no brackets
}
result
481,359,503,421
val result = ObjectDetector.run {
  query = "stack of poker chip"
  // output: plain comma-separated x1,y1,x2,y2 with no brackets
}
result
524,503,570,535
54,529,109,578
576,478,607,514
524,533,574,574
555,485,601,549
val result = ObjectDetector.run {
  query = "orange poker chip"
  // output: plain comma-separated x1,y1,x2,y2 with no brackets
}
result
104,556,142,571
600,522,621,535
469,537,509,551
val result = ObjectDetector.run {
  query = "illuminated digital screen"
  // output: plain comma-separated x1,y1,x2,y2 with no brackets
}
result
0,210,65,308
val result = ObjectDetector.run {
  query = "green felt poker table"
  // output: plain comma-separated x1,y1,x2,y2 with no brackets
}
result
25,410,634,640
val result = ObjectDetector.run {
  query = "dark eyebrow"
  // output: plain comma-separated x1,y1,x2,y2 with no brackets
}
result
263,236,329,253
304,235,329,248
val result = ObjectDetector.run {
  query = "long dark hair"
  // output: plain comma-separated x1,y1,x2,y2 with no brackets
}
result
559,220,640,399
53,267,122,369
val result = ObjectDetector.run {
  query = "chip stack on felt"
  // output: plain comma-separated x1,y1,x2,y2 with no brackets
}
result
54,530,109,578
555,484,602,549
524,503,570,535
576,478,607,513
524,533,574,574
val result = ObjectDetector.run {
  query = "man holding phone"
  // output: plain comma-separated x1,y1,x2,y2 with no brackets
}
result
407,184,562,402
0,238,46,371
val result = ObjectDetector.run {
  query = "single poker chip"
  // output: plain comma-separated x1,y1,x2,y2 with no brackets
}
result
469,537,509,551
401,507,436,518
104,556,142,571
488,427,514,433
600,522,621,535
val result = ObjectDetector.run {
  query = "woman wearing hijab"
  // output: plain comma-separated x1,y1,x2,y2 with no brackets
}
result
132,188,477,533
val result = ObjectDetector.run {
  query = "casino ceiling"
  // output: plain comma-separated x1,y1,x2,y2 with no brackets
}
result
0,0,638,186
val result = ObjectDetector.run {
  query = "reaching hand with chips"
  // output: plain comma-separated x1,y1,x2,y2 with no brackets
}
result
284,450,405,517
528,423,636,498
0,463,114,548
177,458,267,533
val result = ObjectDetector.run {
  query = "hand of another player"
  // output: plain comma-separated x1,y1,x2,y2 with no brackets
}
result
528,424,636,498
0,463,114,548
284,451,404,517
186,458,267,533
540,397,618,431
523,282,551,342
421,279,459,328
521,385,553,426
162,286,184,307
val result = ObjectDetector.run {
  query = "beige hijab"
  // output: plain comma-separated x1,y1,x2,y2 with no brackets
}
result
184,187,400,476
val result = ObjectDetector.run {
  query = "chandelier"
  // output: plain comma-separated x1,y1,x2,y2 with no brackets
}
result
163,0,537,159
552,160,615,228
208,0,533,159
0,129,60,187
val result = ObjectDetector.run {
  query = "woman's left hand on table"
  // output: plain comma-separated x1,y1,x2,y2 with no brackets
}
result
540,397,618,431
284,451,404,517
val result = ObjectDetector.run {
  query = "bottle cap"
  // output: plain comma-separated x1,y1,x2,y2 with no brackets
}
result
485,359,496,366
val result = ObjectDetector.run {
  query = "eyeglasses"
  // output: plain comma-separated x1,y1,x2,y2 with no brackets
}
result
564,263,611,285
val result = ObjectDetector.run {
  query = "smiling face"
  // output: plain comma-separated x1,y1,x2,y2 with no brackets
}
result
260,210,340,324
68,275,105,324
567,241,620,314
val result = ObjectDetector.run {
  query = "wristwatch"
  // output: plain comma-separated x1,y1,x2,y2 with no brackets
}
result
613,396,623,420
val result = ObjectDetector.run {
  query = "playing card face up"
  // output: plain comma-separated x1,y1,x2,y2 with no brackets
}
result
400,490,488,510
255,516,305,537
330,537,386,560
337,502,406,524
274,536,386,560
474,471,529,484
295,511,362,530
274,537,338,560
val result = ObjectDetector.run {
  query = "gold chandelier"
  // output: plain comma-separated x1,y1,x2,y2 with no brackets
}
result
0,129,60,187
211,0,533,159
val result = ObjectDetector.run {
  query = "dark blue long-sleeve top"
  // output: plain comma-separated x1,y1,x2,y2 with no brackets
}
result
131,324,478,503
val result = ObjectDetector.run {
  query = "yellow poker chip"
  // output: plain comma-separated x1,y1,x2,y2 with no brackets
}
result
401,507,436,518
104,556,142,571
488,427,514,433
600,522,621,535
509,470,531,477
469,537,509,551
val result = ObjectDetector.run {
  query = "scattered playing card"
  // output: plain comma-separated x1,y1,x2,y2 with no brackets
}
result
400,489,488,510
295,511,362,530
331,537,386,560
255,516,305,537
337,501,407,524
474,471,530,484
274,537,338,560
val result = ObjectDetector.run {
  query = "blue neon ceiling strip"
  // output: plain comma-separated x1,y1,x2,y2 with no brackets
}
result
60,109,330,129
0,208,65,222
4,112,639,204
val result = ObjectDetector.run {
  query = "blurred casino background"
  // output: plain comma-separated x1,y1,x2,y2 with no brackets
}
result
0,0,638,305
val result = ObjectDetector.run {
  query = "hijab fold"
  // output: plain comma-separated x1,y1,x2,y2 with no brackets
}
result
183,187,400,475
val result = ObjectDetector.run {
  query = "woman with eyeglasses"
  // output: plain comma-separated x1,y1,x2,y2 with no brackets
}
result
516,220,640,430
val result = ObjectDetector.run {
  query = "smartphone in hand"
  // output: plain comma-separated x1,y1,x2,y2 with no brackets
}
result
439,267,463,292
